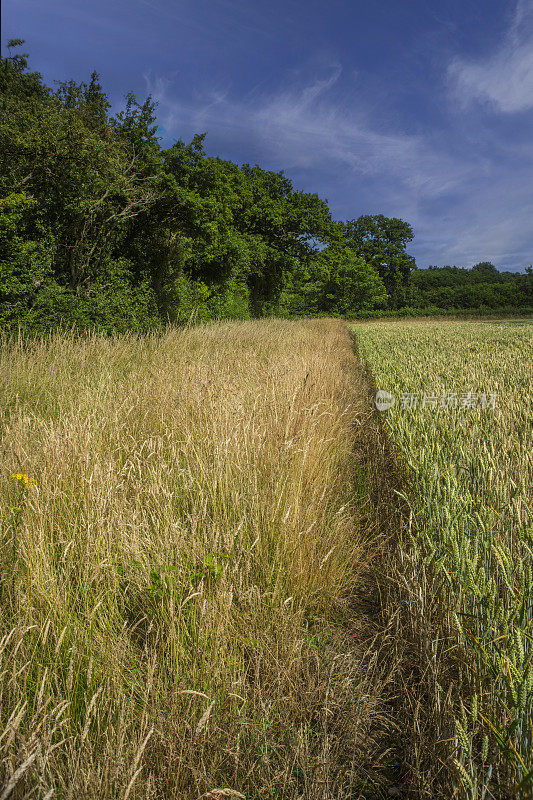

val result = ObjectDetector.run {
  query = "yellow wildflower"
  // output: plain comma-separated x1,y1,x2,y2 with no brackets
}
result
11,473,31,485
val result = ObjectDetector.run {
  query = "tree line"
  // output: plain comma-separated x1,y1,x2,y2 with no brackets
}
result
408,262,533,313
1,40,531,332
0,40,418,330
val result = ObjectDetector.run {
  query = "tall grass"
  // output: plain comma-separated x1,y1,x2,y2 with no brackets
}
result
0,319,388,799
353,319,533,798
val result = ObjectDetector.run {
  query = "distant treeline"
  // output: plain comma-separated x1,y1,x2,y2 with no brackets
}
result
2,41,532,331
405,262,533,315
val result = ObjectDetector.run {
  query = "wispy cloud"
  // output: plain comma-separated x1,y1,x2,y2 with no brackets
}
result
448,0,533,113
147,66,469,200
146,38,533,269
415,175,533,268
9,0,533,268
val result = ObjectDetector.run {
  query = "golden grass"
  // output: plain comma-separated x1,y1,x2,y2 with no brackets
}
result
0,319,390,799
353,318,533,798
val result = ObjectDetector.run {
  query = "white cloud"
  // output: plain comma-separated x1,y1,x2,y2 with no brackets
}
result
146,63,533,269
147,66,469,202
449,0,533,112
414,178,533,268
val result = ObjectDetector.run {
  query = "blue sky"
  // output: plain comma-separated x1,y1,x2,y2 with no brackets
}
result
4,0,533,270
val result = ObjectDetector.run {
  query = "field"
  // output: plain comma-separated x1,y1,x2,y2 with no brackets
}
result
1,317,532,799
353,318,533,798
0,320,402,799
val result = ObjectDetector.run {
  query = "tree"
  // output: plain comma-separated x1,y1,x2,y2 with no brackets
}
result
340,214,415,307
236,165,333,315
526,266,533,304
470,262,499,281
0,192,54,327
0,41,161,329
313,244,388,315
1,41,428,329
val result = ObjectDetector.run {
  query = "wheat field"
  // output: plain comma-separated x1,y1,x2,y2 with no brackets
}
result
4,316,531,799
353,318,533,798
0,319,397,799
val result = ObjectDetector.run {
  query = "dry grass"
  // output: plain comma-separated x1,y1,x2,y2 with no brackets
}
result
353,318,533,799
0,319,392,799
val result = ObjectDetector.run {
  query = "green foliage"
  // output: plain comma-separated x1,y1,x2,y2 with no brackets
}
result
409,263,531,313
281,244,388,316
1,41,530,327
340,214,415,307
0,40,436,328
315,245,388,314
0,192,54,327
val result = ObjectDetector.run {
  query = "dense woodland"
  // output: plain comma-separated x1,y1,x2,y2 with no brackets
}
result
1,41,532,332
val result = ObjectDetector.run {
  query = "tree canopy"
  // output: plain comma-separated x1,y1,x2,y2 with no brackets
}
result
2,41,529,329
